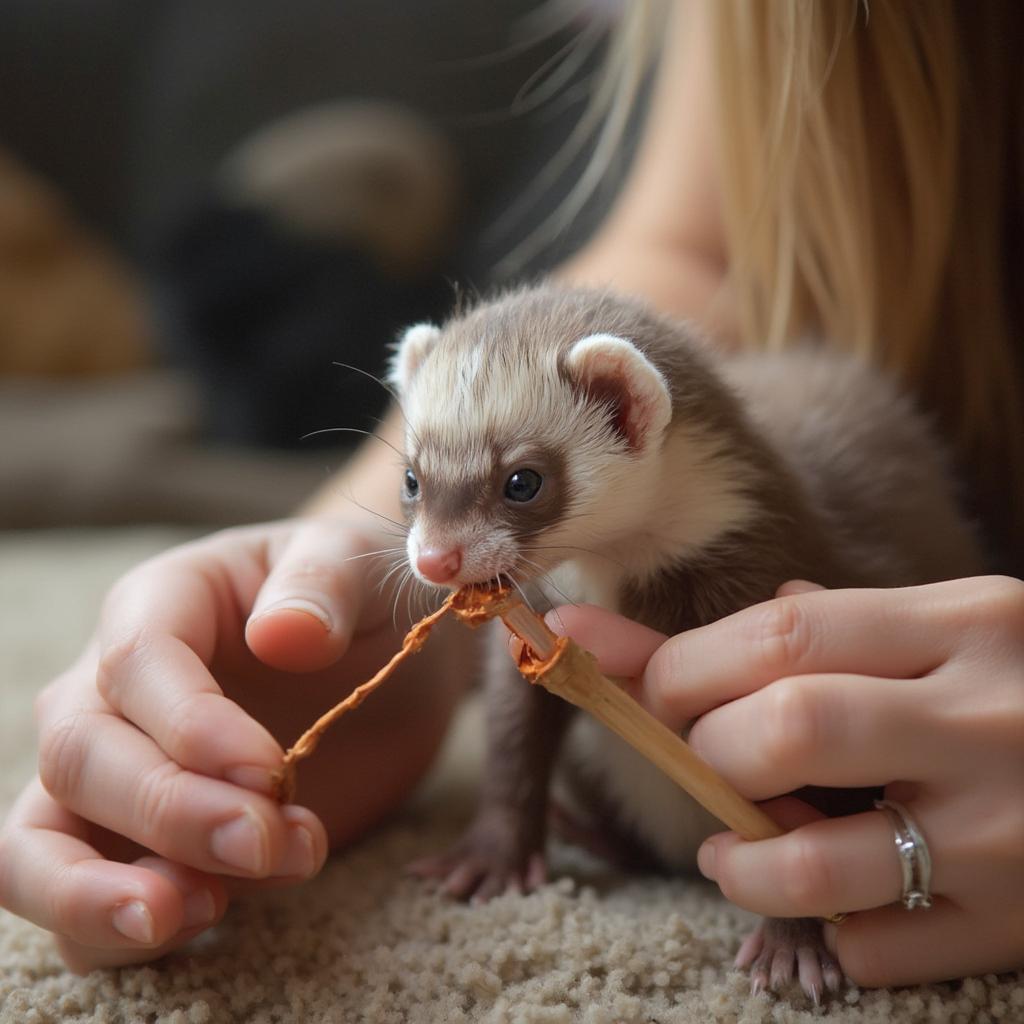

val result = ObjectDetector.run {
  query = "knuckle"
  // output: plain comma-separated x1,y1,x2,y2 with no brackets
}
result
34,664,81,726
38,712,90,801
644,643,687,723
757,597,816,678
970,575,1024,631
132,760,186,849
780,834,834,914
160,693,216,767
762,677,822,770
94,629,152,705
46,863,81,939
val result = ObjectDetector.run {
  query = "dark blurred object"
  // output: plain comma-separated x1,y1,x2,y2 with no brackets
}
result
155,100,459,449
157,200,451,448
0,0,602,264
0,1,632,526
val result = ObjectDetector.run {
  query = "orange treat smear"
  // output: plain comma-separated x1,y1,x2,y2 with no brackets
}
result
272,582,514,803
515,634,570,683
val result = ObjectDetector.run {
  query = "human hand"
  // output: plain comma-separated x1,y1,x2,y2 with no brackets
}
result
0,517,465,973
550,577,1024,987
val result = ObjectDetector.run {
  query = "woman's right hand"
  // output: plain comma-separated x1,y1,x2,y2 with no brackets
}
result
0,517,465,973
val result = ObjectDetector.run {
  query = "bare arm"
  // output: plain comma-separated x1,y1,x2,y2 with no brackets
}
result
558,0,736,345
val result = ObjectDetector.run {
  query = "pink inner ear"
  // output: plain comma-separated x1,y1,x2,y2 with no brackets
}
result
582,373,641,450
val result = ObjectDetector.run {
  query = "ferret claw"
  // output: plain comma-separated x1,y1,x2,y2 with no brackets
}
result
408,820,548,904
739,918,845,1003
770,949,795,989
824,961,844,992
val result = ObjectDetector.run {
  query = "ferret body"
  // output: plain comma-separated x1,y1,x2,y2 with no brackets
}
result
391,284,983,994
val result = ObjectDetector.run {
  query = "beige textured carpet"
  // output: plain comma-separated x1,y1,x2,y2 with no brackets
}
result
2,529,1022,1024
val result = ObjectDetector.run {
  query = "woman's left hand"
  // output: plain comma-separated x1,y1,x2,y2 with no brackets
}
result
550,576,1024,987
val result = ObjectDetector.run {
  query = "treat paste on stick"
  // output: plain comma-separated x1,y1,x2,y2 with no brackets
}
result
271,593,459,803
272,584,782,845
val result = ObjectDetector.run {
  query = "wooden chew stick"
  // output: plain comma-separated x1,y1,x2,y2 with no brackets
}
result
273,584,781,842
495,599,785,843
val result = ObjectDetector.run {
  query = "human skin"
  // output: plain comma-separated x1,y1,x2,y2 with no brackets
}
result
3,0,1021,982
0,0,735,973
0,501,472,972
548,579,1024,987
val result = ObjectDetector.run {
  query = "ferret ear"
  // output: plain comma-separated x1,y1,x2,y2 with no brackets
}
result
564,333,672,451
388,322,441,394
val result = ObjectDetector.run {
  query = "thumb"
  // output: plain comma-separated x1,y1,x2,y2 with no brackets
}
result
246,520,374,673
545,604,668,678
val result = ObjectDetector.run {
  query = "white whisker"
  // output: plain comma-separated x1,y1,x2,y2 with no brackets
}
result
301,426,406,462
502,569,538,616
332,360,421,449
514,557,579,624
343,546,407,564
391,567,414,632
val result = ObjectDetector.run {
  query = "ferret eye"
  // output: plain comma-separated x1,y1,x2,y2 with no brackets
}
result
403,469,420,498
504,469,543,503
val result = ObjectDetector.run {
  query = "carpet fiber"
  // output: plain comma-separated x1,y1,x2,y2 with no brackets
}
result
2,530,1021,1023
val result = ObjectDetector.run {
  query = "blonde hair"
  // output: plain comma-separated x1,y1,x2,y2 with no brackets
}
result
589,0,1023,556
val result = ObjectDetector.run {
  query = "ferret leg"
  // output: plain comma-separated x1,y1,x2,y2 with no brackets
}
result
409,633,574,901
736,917,843,1004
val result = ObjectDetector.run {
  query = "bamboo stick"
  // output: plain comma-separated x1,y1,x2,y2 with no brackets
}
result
274,584,783,841
493,600,784,842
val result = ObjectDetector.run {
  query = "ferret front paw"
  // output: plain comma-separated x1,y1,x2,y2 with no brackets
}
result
407,809,547,903
735,917,844,1005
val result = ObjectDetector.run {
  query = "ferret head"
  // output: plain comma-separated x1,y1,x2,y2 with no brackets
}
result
388,288,674,589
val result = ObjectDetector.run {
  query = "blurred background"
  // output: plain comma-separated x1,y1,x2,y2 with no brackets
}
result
0,0,639,530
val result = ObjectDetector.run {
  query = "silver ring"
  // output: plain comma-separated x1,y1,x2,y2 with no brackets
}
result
875,799,933,910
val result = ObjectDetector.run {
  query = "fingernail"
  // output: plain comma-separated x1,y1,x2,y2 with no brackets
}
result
112,900,155,944
251,598,332,631
210,809,269,875
224,764,275,795
697,842,717,880
181,889,217,930
275,825,316,878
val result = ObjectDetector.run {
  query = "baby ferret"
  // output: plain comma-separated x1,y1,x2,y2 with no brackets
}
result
388,284,982,999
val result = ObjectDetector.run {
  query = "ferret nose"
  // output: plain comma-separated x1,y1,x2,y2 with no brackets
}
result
416,546,462,584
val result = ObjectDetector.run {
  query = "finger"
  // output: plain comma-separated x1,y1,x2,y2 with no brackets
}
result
94,542,286,792
56,857,230,974
825,899,1024,987
639,585,953,731
698,808,909,918
96,630,283,794
688,672,948,795
546,604,667,678
0,781,225,961
246,519,377,672
37,708,327,879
